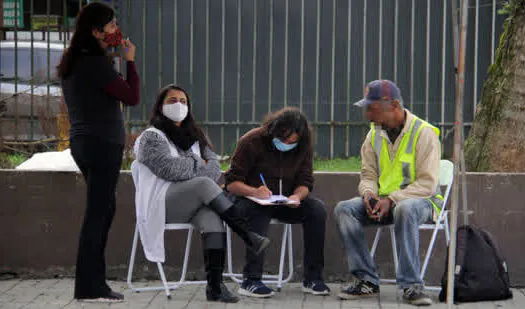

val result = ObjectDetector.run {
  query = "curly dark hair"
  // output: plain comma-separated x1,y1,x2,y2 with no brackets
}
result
261,107,313,153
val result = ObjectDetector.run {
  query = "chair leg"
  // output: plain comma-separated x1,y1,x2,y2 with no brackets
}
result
276,224,288,291
285,224,294,283
224,226,243,283
178,227,193,285
390,227,399,273
157,262,172,299
127,225,139,291
370,228,382,258
444,215,451,244
420,226,440,280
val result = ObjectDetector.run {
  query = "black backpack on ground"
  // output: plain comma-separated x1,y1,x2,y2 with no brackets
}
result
439,225,513,303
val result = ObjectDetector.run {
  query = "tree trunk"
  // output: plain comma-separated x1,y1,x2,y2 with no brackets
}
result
465,1,525,172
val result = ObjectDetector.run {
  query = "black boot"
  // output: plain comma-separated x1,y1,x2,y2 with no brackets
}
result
202,233,239,303
207,193,270,255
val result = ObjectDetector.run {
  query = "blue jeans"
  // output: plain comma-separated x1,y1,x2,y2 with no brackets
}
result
334,197,432,289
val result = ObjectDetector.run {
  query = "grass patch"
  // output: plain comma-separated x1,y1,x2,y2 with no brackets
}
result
1,152,361,172
0,153,28,169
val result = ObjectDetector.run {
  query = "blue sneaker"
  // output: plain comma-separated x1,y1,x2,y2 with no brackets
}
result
238,280,274,298
302,280,330,295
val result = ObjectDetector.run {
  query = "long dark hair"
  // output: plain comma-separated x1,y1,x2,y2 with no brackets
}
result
57,2,114,78
150,84,211,155
262,107,313,154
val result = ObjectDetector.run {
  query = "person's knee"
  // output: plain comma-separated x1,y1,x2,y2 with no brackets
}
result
308,198,327,221
192,176,218,190
334,197,361,220
393,199,420,223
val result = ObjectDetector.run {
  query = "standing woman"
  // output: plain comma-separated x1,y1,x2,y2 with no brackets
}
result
57,2,140,302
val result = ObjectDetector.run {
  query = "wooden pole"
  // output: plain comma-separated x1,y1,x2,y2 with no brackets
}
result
447,0,469,306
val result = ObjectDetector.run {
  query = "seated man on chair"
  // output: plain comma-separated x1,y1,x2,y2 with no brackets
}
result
334,80,442,306
225,107,329,298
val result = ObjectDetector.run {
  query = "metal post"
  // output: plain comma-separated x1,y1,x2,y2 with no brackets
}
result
474,0,479,114
158,0,163,88
30,0,35,140
236,0,241,141
268,0,274,113
46,0,51,128
205,0,210,123
345,0,351,157
251,0,257,122
299,0,304,112
283,0,289,107
220,0,225,154
410,0,415,110
446,0,468,306
330,0,336,159
440,0,447,146
14,0,19,141
425,0,431,120
315,0,320,122
394,0,398,82
141,0,146,122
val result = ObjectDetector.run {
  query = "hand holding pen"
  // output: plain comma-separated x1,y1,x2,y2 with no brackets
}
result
253,174,272,199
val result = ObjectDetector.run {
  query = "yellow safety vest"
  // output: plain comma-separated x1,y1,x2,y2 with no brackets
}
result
370,116,443,214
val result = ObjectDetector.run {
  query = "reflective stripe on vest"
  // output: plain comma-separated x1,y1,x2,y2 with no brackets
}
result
370,117,443,214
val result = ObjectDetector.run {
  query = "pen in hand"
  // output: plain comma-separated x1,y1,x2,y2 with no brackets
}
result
257,174,272,199
259,173,268,187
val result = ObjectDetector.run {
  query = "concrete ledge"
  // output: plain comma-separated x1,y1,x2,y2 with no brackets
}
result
1,170,524,286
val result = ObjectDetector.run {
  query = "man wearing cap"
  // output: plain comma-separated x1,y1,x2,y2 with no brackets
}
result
334,80,442,306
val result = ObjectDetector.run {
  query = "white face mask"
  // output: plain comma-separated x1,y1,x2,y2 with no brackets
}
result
162,102,188,122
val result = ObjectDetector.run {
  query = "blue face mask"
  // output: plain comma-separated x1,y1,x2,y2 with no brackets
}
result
272,137,297,152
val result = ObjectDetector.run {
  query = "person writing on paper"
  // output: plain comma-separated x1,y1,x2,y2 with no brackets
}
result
225,107,329,298
133,84,269,303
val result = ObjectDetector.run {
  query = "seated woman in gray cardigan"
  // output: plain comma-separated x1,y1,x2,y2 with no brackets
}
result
133,84,269,303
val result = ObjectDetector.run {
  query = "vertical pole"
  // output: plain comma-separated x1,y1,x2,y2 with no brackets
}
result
473,0,479,114
447,0,468,306
268,0,273,113
425,0,431,120
251,0,257,122
409,0,415,111
329,0,336,159
283,0,289,107
299,0,304,112
236,0,241,141
441,0,447,147
30,0,35,140
220,0,225,154
345,0,351,157
314,0,320,154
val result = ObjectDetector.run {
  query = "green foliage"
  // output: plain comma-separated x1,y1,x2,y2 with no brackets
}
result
0,153,27,169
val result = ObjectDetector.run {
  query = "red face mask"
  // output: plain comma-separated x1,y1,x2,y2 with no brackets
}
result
103,27,123,48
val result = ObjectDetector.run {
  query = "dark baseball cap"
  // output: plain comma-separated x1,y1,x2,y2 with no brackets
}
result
354,79,402,107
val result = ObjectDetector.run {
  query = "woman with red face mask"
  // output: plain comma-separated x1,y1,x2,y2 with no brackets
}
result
57,2,140,303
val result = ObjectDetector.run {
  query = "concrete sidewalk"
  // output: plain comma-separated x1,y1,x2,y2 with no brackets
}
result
0,279,523,309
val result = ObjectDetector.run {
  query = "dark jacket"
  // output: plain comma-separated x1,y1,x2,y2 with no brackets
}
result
224,127,314,196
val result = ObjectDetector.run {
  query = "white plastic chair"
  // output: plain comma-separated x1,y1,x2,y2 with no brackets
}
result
224,219,293,291
127,161,206,299
369,159,454,291
126,223,207,299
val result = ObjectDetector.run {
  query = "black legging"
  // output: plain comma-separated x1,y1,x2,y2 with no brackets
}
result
70,135,124,298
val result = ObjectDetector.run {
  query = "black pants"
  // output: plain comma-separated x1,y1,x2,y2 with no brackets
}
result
70,135,124,298
238,196,327,282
